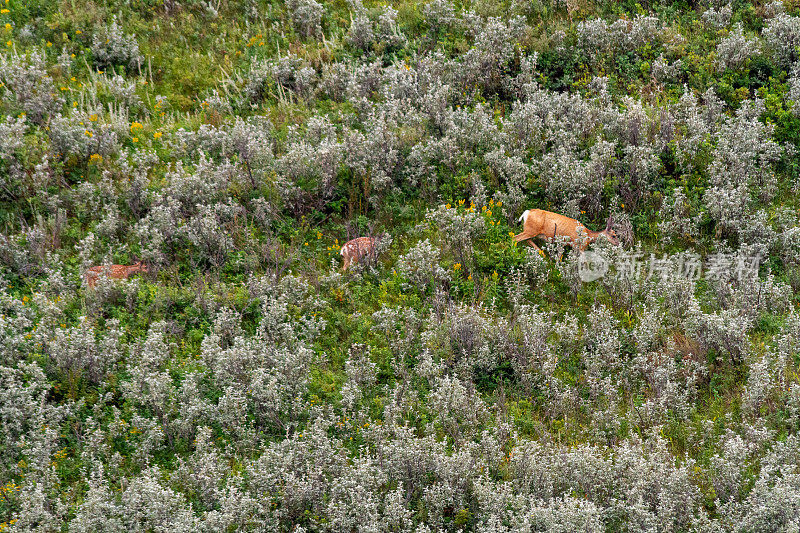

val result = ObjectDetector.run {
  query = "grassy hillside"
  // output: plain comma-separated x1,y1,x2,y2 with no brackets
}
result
2,0,800,530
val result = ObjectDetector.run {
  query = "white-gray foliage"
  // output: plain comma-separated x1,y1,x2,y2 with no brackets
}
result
703,3,732,29
716,24,761,71
91,17,144,72
0,51,64,124
396,239,449,291
286,0,324,39
763,13,800,68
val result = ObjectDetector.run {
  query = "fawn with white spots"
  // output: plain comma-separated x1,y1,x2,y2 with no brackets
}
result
84,261,149,288
340,236,384,271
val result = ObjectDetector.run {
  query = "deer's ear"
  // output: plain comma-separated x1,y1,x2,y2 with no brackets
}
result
605,216,613,230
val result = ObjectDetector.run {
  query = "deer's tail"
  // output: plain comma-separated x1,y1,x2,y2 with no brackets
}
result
518,210,529,223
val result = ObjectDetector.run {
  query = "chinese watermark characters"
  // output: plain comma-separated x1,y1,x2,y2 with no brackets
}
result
578,250,761,283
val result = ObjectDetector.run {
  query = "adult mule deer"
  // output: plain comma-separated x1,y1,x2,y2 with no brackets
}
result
513,209,619,253
84,261,149,289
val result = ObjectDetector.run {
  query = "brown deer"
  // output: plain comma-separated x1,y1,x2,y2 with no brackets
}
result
340,236,382,271
513,209,619,252
84,261,149,289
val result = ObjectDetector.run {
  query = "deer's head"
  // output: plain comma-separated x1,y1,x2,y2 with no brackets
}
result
602,217,620,245
132,261,149,273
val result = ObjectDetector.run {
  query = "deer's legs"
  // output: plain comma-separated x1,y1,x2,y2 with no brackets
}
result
513,233,544,252
513,232,530,243
526,240,543,253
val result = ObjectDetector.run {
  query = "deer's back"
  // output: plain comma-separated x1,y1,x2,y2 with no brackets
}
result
85,264,137,280
527,209,586,240
341,237,376,257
